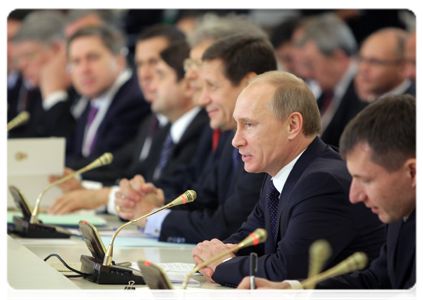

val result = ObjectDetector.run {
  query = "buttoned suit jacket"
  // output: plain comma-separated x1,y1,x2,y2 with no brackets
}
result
66,73,151,169
316,210,415,289
212,137,386,286
158,130,267,244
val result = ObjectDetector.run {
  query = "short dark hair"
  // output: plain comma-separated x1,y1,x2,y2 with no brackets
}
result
340,94,416,171
136,24,185,44
67,26,125,55
160,40,190,82
202,33,277,86
270,17,300,49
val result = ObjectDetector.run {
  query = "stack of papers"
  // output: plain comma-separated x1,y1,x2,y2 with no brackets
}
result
132,262,200,285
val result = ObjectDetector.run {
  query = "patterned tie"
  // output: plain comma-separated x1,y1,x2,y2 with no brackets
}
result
87,105,99,155
158,132,174,173
267,180,280,245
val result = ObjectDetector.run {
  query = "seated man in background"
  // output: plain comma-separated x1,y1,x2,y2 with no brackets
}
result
49,34,208,215
354,27,415,101
114,34,277,244
9,10,76,138
65,26,151,169
404,30,416,85
296,14,367,148
237,94,416,289
191,71,385,287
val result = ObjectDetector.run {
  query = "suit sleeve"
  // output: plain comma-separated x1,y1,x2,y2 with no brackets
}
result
158,171,266,244
212,170,362,286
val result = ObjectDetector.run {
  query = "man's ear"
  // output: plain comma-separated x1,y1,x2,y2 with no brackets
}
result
287,112,303,141
405,158,416,188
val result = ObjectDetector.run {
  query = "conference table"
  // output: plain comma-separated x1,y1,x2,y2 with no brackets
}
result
5,215,233,300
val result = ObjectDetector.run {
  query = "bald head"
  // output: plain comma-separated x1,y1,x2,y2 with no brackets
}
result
405,31,416,83
356,27,408,98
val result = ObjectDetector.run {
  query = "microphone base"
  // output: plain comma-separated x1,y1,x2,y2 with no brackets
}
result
12,216,72,239
80,255,145,285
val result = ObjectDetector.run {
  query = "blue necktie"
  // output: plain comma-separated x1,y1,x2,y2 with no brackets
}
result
267,180,280,246
232,147,239,170
158,132,174,173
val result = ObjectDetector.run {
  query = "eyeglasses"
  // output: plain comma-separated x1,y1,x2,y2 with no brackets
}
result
356,55,404,67
183,58,203,72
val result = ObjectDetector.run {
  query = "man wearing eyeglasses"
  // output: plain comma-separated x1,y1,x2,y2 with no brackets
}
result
354,27,415,102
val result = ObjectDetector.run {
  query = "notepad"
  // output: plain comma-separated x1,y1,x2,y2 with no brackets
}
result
7,212,107,227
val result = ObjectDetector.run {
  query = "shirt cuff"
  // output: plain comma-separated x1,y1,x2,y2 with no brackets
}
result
144,208,171,237
282,280,303,289
43,90,68,110
107,186,120,215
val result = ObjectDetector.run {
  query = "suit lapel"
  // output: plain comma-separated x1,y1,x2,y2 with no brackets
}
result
274,137,329,245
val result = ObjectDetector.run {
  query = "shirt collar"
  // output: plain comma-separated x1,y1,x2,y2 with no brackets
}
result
272,149,306,194
169,106,201,144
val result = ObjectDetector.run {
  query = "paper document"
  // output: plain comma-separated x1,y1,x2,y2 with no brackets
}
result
131,262,200,284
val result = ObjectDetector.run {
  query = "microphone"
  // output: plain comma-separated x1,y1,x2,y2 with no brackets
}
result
292,252,368,289
79,190,196,284
306,239,332,289
12,153,113,238
182,228,267,289
7,111,30,131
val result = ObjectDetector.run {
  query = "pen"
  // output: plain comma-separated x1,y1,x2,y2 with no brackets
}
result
250,252,258,289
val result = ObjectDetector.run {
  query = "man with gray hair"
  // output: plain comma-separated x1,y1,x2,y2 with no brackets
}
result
296,14,367,148
9,10,76,138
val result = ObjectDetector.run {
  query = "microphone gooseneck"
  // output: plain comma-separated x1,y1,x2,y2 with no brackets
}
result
7,111,30,131
182,228,267,289
292,252,368,289
102,190,197,267
30,152,114,224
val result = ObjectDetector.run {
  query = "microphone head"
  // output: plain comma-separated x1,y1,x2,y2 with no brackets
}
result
240,228,268,248
347,252,368,271
170,190,197,206
99,152,113,166
310,239,332,261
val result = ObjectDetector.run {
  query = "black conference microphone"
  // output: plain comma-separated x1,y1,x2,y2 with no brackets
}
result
12,153,113,238
79,190,196,284
7,111,30,131
182,228,268,289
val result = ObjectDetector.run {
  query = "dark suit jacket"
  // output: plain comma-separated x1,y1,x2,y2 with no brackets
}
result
130,109,210,183
316,210,415,289
212,137,385,286
8,85,77,139
66,73,151,169
320,80,368,148
158,131,267,244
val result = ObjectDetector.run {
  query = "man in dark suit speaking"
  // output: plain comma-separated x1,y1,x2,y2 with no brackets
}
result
238,94,416,290
192,71,385,287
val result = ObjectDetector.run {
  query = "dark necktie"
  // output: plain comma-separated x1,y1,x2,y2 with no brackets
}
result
232,147,239,170
267,180,280,245
87,105,99,155
212,129,222,152
158,132,174,173
320,90,334,116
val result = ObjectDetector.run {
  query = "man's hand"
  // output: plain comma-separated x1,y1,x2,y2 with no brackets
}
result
48,187,110,215
230,276,290,300
191,239,238,282
39,42,71,99
115,175,165,227
49,167,84,193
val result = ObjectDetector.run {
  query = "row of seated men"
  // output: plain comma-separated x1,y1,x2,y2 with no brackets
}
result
7,10,415,289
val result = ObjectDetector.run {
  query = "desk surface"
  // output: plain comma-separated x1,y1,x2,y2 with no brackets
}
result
7,213,224,291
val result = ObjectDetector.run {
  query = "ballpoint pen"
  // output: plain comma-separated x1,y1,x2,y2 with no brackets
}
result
250,252,258,289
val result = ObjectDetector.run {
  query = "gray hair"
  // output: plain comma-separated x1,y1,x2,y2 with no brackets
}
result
13,10,65,46
187,13,268,47
297,13,357,57
66,9,122,31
